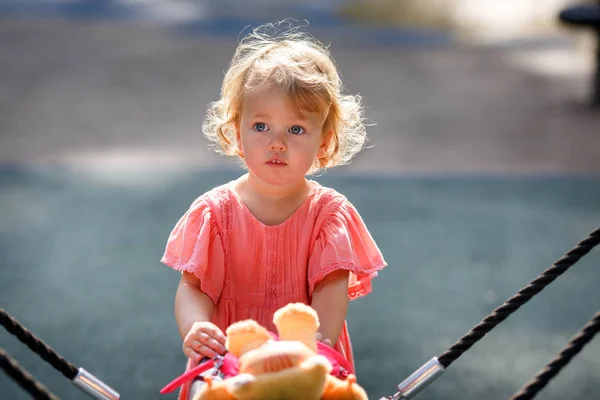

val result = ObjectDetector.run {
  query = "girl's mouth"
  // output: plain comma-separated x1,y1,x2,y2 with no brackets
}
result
266,159,287,166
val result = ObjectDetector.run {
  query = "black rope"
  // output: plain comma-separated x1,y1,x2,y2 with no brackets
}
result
509,311,600,400
0,308,78,380
438,227,600,368
0,347,59,400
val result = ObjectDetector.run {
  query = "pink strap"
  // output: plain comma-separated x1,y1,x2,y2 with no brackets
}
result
317,341,353,376
160,359,215,395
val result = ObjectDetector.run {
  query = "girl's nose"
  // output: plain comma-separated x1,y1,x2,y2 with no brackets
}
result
268,134,287,152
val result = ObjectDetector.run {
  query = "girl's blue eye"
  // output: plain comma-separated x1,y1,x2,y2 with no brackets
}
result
289,126,304,135
254,123,268,132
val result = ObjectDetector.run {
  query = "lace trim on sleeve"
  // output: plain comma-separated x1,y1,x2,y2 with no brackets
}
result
308,260,385,301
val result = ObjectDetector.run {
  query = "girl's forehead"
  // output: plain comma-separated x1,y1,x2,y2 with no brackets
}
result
242,87,324,123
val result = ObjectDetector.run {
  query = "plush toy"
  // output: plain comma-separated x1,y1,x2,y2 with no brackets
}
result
192,303,368,400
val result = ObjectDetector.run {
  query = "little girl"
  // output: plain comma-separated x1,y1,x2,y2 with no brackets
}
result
161,21,387,398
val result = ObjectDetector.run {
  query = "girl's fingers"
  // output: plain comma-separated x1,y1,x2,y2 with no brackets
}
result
203,326,226,346
208,338,227,355
186,348,200,364
198,345,218,359
185,344,217,362
183,324,227,362
200,335,226,355
315,332,332,347
191,340,203,352
197,331,226,354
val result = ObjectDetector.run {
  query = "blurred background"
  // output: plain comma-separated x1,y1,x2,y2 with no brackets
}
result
1,1,599,399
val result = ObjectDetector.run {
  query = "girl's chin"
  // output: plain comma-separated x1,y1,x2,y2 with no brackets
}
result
247,170,307,188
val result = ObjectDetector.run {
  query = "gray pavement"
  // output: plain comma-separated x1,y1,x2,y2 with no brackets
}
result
1,5,600,400
0,15,598,174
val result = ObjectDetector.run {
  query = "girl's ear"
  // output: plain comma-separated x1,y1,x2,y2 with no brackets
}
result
235,122,244,158
317,130,333,159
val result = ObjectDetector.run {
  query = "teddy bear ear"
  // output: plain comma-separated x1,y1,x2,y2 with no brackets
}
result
225,320,271,358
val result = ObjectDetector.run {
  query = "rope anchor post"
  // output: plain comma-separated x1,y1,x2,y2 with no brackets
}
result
381,357,445,400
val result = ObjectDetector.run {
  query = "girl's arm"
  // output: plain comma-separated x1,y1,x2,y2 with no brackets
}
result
175,271,227,361
310,269,350,346
174,271,216,339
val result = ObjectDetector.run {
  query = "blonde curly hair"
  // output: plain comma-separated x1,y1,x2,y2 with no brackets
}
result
202,21,369,171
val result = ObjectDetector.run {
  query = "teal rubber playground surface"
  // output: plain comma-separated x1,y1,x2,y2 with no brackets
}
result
1,167,599,399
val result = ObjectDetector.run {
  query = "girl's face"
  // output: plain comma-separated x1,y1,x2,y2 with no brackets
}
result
236,86,329,188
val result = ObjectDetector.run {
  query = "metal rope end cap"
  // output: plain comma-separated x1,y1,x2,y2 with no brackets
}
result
73,368,120,400
396,357,445,399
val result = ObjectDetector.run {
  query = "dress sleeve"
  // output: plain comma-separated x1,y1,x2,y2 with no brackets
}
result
308,201,387,300
160,197,225,304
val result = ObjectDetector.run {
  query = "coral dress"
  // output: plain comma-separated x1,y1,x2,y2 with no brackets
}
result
161,180,386,397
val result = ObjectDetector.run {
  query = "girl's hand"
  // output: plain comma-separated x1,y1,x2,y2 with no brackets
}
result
316,332,332,347
182,321,227,363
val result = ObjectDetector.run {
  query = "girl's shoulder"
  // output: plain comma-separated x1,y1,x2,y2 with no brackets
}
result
306,180,355,219
201,181,235,207
183,182,231,211
179,181,238,231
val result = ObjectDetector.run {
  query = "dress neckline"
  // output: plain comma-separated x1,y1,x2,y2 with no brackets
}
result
225,179,319,228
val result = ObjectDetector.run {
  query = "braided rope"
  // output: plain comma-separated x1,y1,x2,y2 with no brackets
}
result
437,227,600,368
0,347,59,400
510,312,600,400
0,308,78,380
